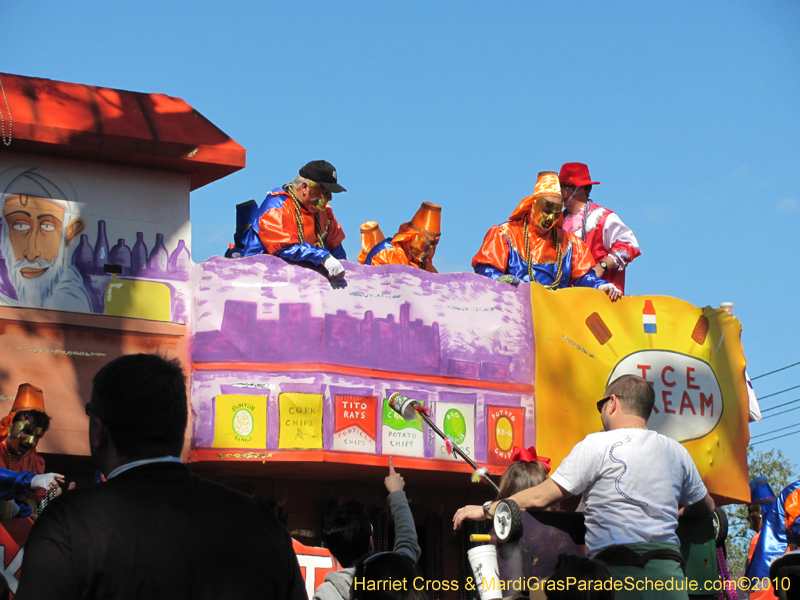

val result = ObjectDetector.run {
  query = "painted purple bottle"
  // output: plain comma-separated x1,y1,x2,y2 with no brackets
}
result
109,239,132,275
93,220,109,274
149,233,169,274
71,234,93,273
132,232,148,275
168,239,191,279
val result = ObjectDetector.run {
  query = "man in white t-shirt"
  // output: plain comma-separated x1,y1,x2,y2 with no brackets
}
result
454,374,714,599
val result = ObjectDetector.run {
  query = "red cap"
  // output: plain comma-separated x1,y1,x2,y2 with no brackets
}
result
559,163,600,187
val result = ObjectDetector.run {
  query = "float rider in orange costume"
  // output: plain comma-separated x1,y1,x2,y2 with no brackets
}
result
357,221,386,265
0,383,63,519
225,160,347,278
472,171,621,301
361,202,441,273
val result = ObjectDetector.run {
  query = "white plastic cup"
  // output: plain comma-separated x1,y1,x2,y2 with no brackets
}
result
719,302,734,316
467,545,503,600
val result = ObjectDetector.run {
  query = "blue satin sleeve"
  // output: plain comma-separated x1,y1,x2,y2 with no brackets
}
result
474,264,505,280
572,270,607,289
16,501,32,518
0,468,34,500
330,243,346,260
275,242,330,266
749,480,800,578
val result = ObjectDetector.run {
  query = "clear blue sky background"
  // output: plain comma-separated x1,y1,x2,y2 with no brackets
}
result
6,1,800,477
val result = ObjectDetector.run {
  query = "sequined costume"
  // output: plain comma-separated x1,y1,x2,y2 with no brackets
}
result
227,186,346,265
472,219,606,289
562,202,640,293
748,480,800,584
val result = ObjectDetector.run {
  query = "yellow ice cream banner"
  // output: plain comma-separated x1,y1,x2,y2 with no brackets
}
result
531,284,750,503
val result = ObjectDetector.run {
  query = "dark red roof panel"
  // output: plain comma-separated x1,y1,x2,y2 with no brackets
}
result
0,73,245,190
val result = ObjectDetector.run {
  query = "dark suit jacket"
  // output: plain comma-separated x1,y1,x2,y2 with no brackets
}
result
16,462,306,600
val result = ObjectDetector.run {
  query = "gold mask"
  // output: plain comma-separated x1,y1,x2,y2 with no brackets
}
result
532,197,564,231
409,234,438,265
7,420,44,456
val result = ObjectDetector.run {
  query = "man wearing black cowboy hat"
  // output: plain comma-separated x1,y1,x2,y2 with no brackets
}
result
226,160,348,278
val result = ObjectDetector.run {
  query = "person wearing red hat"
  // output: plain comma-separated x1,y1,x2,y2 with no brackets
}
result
0,383,63,519
225,160,348,279
362,202,441,272
472,172,621,300
559,163,641,294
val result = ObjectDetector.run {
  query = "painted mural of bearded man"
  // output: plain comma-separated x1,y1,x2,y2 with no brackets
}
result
0,167,91,312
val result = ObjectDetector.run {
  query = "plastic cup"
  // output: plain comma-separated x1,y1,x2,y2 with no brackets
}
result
467,545,503,600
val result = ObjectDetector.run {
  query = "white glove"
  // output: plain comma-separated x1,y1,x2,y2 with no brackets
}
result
322,255,345,278
32,473,60,490
10,501,19,518
599,283,622,302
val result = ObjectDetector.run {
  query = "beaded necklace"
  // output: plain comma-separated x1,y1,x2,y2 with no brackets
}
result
284,185,329,248
523,218,563,290
579,200,593,241
0,74,11,147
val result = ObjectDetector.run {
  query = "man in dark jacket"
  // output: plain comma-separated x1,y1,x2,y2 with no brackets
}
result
17,353,306,600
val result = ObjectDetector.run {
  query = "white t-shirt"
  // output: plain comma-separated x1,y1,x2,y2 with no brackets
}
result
550,428,707,556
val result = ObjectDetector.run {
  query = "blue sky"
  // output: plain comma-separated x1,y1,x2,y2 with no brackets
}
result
6,1,800,474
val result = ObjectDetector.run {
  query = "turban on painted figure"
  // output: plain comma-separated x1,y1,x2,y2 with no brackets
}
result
0,168,90,312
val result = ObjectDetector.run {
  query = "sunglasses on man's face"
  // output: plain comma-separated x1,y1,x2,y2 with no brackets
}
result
596,396,613,413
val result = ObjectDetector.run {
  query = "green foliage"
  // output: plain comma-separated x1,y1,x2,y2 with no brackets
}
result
724,447,798,578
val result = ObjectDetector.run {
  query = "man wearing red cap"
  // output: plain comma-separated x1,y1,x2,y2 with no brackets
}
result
0,383,63,519
559,163,641,294
225,160,348,279
362,202,441,272
472,172,621,300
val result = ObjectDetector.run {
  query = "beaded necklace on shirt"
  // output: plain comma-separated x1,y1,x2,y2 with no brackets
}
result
523,218,564,290
284,184,329,248
579,200,593,241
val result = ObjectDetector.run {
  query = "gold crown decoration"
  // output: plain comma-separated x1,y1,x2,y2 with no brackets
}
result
358,221,386,264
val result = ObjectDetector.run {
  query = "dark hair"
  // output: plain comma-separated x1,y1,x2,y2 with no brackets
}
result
584,184,592,198
604,375,654,420
496,461,549,501
353,552,426,600
13,410,51,433
90,354,187,457
323,501,373,568
545,553,614,600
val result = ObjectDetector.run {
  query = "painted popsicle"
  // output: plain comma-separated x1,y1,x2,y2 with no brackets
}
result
688,314,709,354
642,300,657,348
585,312,618,358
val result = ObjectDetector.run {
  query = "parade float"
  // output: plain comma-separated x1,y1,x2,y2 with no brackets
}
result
0,73,751,597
